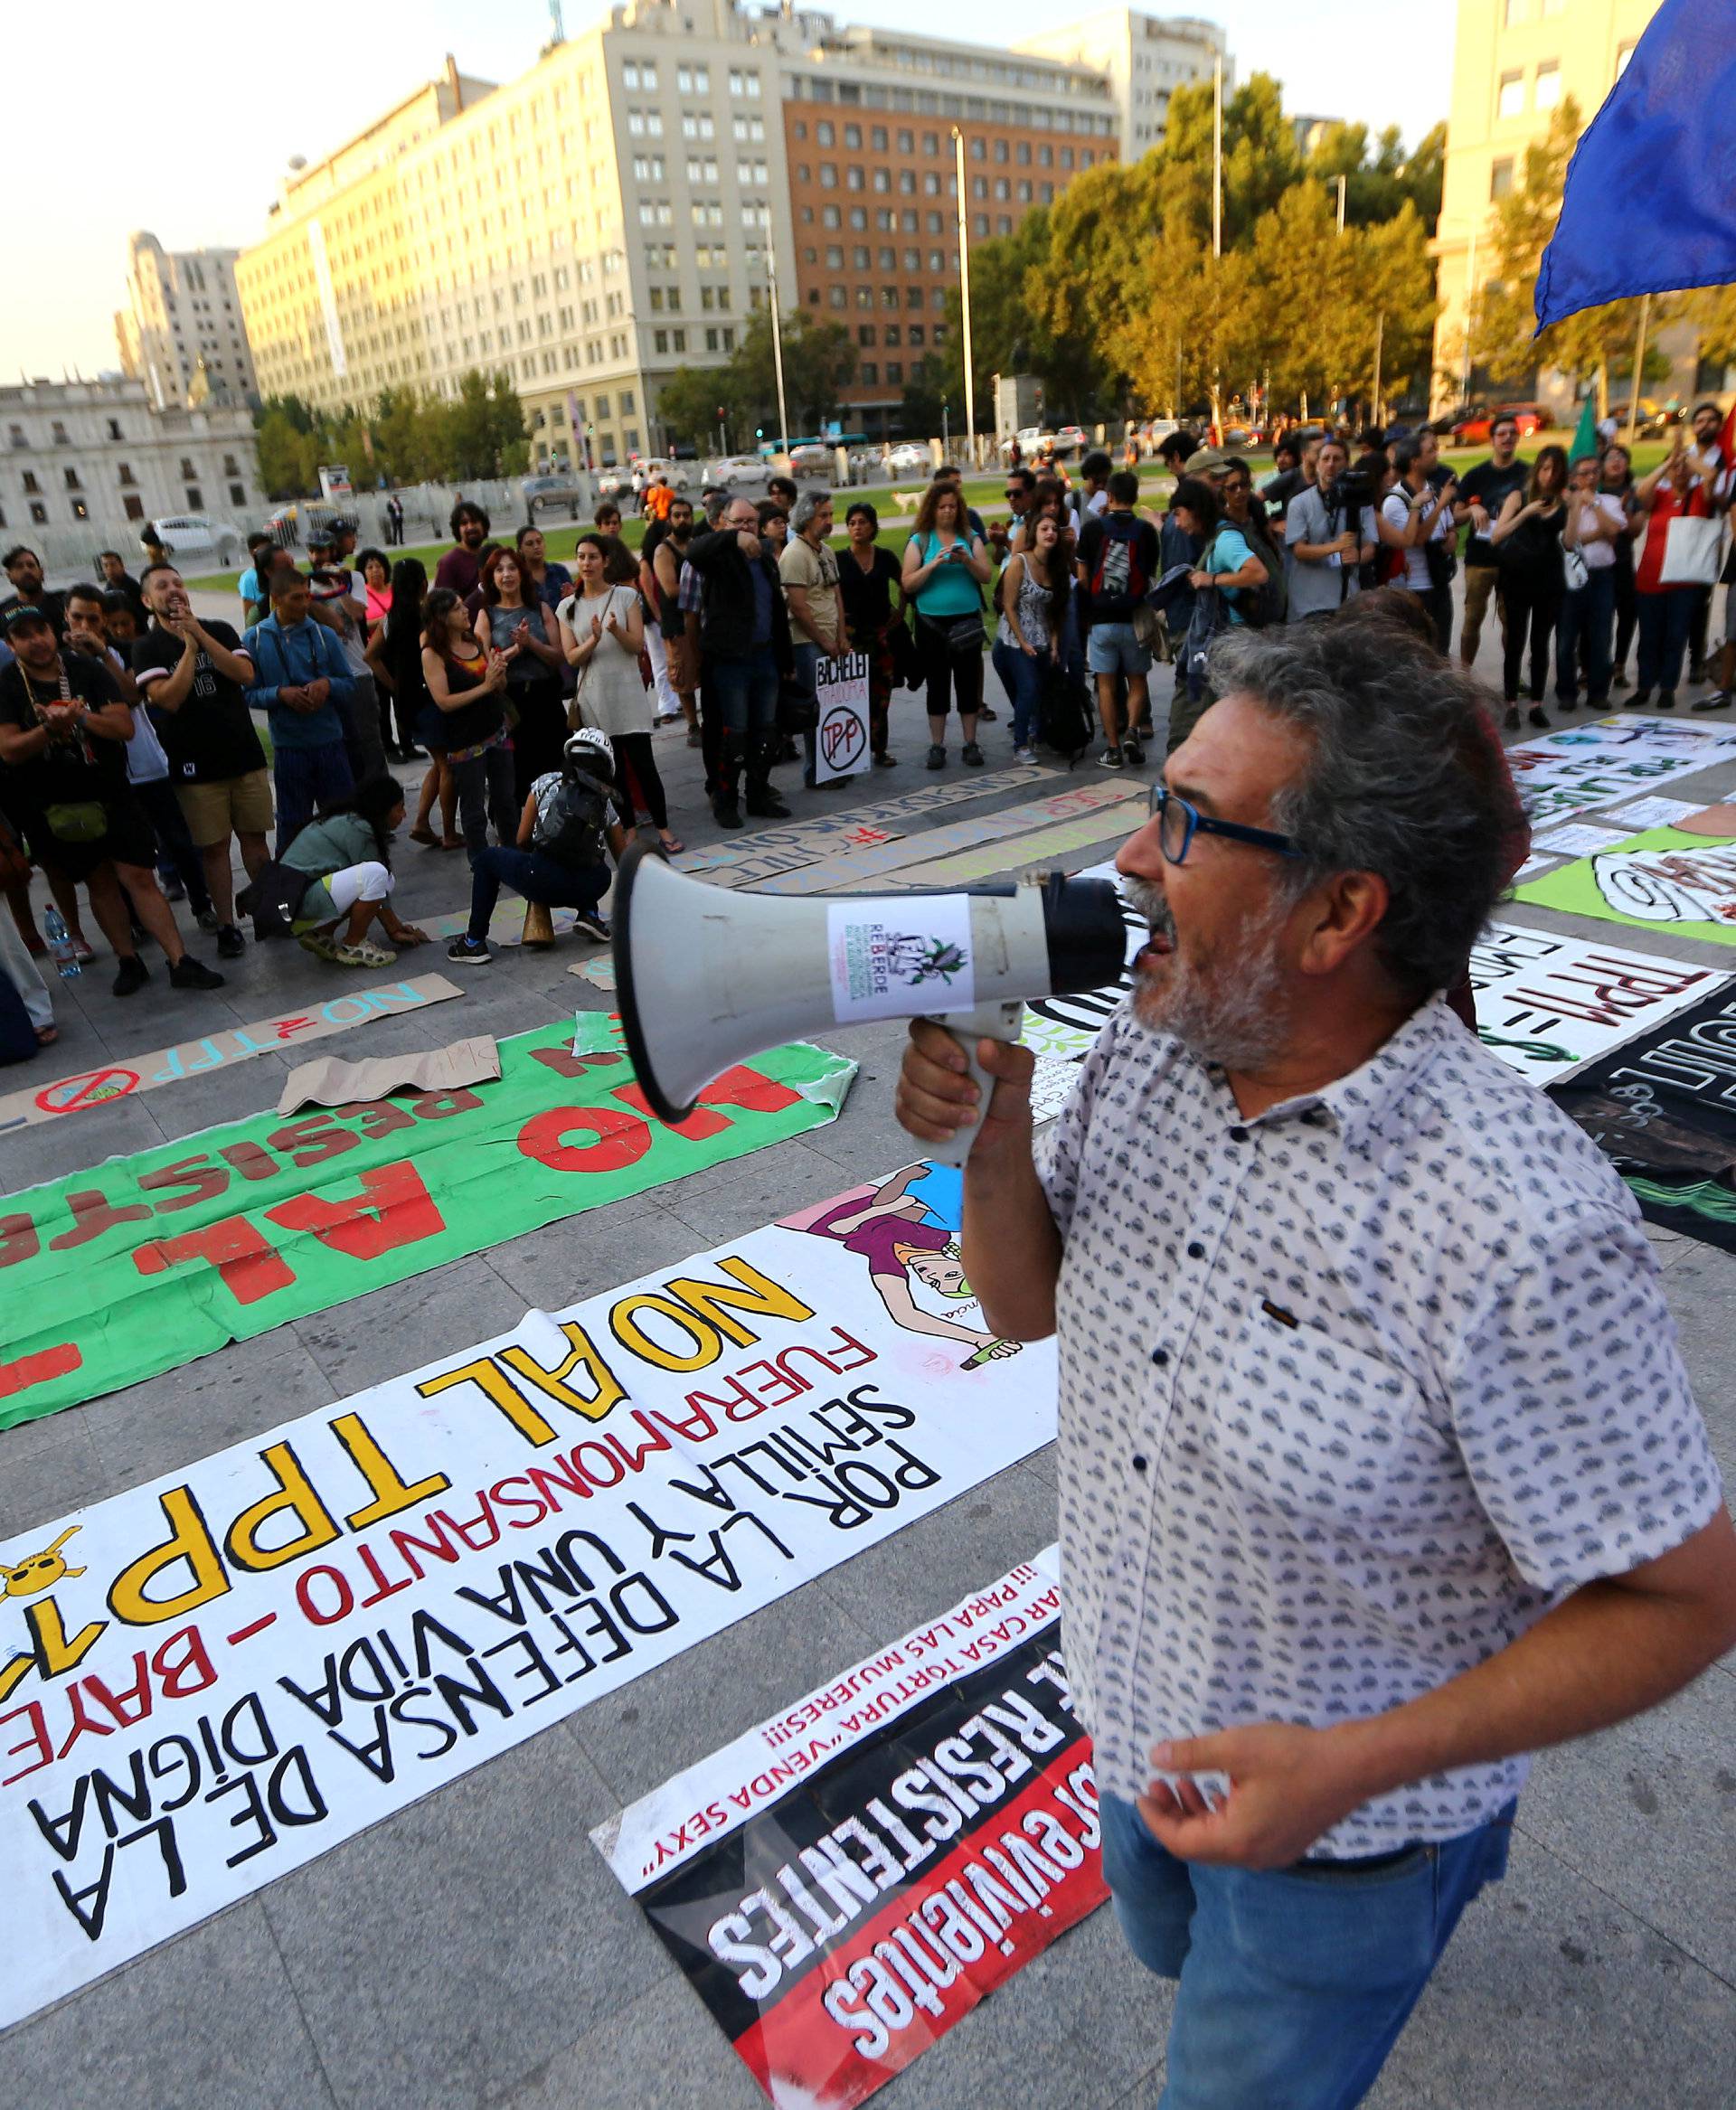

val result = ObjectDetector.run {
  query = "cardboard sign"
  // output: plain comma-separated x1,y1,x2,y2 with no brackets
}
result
815,652,873,783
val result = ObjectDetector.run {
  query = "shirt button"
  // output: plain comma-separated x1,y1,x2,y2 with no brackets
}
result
1132,1454,1149,1474
1187,1240,1204,1259
1150,1347,1169,1368
1229,1125,1250,1143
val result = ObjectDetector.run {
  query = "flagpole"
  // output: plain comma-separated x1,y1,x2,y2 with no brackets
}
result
766,221,790,464
953,126,976,467
1212,58,1223,259
1625,293,1651,447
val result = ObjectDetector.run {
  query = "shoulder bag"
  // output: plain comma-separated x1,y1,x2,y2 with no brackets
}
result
1660,513,1724,588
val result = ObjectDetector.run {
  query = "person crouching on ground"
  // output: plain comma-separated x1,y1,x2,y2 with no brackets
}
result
285,773,429,966
446,727,625,964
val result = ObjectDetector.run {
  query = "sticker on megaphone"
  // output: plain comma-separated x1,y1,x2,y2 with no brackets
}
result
826,897,976,1023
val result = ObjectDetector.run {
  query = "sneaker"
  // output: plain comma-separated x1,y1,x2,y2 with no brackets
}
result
573,909,611,942
1692,692,1731,712
1124,735,1146,766
160,873,186,903
333,939,398,968
1555,697,1576,713
1527,707,1551,730
1012,745,1032,764
216,922,247,959
195,906,221,933
71,937,95,964
873,750,897,768
1629,690,1652,710
446,935,493,964
1502,707,1520,730
168,956,225,991
1657,691,1676,711
926,744,946,770
712,796,743,829
961,740,985,768
113,955,149,997
1100,745,1126,768
297,929,340,961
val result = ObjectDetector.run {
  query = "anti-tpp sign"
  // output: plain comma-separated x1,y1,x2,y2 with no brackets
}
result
816,652,873,784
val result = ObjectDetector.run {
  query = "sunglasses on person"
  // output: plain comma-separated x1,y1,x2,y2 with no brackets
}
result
1146,783,1306,865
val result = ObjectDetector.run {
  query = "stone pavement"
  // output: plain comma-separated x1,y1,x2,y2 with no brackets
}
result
1,596,1733,2110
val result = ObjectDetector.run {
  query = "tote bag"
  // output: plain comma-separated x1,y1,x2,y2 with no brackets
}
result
1660,513,1724,588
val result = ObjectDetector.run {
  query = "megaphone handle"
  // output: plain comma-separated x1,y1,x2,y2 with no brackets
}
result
924,999,1025,1169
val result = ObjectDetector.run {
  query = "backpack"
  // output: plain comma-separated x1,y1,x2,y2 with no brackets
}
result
1087,514,1151,606
532,776,607,866
1036,659,1092,767
1238,525,1288,628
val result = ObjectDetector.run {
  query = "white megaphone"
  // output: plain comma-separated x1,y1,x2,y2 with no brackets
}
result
611,836,1127,1167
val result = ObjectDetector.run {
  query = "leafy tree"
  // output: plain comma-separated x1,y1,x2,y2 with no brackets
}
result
900,355,950,441
1690,283,1736,373
654,310,857,449
1304,121,1445,235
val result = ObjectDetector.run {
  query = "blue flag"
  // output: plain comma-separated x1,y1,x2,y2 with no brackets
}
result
1534,0,1736,334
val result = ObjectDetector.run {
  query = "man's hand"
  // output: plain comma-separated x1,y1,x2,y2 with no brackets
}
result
1470,504,1490,532
305,676,331,704
1137,1722,1372,1870
278,683,307,710
735,530,763,559
894,1020,1034,1165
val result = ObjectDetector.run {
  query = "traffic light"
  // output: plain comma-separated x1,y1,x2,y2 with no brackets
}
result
756,427,764,439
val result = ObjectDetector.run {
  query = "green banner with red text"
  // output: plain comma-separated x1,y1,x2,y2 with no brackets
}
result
0,1018,855,1429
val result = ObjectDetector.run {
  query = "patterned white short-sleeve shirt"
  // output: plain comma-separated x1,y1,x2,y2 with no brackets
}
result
1035,994,1722,1855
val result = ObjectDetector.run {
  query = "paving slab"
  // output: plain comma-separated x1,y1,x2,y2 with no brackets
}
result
291,1251,533,1399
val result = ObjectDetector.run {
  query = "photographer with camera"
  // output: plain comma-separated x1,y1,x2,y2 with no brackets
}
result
1284,438,1376,620
1382,442,1458,654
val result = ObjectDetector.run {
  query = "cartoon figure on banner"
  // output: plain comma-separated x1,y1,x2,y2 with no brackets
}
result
794,1165,1020,1365
2,1524,83,1598
885,932,967,989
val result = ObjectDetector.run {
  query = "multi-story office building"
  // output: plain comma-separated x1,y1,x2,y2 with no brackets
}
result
0,377,263,570
116,232,258,411
1429,0,1713,413
1014,11,1226,160
234,3,1227,457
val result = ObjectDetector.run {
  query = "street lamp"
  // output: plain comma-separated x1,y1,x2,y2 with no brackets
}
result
951,127,976,470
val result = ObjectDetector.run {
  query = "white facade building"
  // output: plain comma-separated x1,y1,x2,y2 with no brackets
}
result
0,378,264,574
116,232,259,411
1014,10,1229,159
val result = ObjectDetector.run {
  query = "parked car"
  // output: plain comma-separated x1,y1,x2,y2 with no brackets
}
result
640,456,691,491
520,471,583,522
1222,426,1267,449
594,465,628,498
788,442,833,479
1451,402,1549,444
701,455,767,491
147,513,246,568
1609,400,1683,438
886,440,931,474
1052,424,1089,457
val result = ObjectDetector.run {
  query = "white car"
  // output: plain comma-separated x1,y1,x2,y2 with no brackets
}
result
640,457,692,492
702,455,767,491
147,513,245,568
886,441,930,474
1053,425,1089,457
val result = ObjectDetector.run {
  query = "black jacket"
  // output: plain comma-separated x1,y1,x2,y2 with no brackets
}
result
685,527,792,670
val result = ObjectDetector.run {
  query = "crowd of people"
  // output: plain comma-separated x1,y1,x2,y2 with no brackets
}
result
2,403,1731,1053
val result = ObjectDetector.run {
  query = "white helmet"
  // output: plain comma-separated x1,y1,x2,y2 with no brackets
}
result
564,727,614,771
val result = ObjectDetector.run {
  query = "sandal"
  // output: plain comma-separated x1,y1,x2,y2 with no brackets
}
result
34,1024,58,1045
410,824,440,847
439,835,465,852
658,832,685,854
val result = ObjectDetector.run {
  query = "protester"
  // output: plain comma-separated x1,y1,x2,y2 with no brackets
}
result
838,500,903,768
1599,443,1642,689
1002,466,1037,553
593,502,624,540
1,549,65,637
283,774,428,967
767,473,798,516
98,551,149,631
686,495,793,828
446,727,624,964
755,497,790,560
1078,450,1113,523
475,546,566,803
781,490,845,787
559,534,676,851
902,482,991,771
992,512,1071,763
0,892,54,1051
64,582,215,937
420,588,516,863
1556,454,1625,715
892,613,1736,2110
1486,444,1569,730
357,549,392,629
242,570,355,843
238,531,276,627
1260,434,1308,513
646,501,701,747
434,501,490,598
1285,438,1374,622
1076,469,1160,768
1165,475,1268,756
306,529,386,784
133,563,269,948
643,471,674,527
1380,442,1458,654
1630,444,1715,712
1221,461,1287,626
1684,400,1729,685
1454,413,1530,673
0,606,223,994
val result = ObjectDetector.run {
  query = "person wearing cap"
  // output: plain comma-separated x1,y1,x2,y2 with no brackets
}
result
0,605,224,996
446,727,626,963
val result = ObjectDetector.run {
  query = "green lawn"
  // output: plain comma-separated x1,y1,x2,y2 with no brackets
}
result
183,431,1673,596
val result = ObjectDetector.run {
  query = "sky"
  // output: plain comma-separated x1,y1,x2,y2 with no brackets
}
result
3,0,1453,381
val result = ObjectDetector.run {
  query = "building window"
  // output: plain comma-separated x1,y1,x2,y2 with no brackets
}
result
118,462,136,485
229,482,247,505
828,286,846,308
184,486,203,509
883,324,901,348
861,362,878,385
655,329,668,353
123,493,145,521
62,468,80,490
816,120,835,146
107,418,124,440
50,420,69,444
21,470,40,494
1533,61,1561,110
857,324,876,347
886,362,902,384
1489,158,1514,202
855,286,873,309
820,163,838,188
1496,71,1524,118
909,325,924,348
29,501,47,523
844,123,862,149
71,498,89,521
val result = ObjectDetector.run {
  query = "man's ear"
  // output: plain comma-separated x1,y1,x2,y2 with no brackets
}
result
1294,868,1390,978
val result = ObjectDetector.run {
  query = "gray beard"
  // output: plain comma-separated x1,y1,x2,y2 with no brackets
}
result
1122,875,1292,1071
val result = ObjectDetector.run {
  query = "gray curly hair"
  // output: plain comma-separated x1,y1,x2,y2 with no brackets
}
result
790,488,832,532
1205,611,1523,1001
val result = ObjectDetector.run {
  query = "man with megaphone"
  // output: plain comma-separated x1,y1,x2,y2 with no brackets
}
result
890,613,1736,2108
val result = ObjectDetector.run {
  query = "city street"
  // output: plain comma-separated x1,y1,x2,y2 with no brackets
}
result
1,578,1732,2110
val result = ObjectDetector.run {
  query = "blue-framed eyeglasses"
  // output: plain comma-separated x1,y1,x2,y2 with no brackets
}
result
1146,783,1307,865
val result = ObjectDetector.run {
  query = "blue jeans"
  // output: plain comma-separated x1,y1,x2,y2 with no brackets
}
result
274,739,354,848
991,636,1045,747
467,848,609,941
1557,567,1616,704
1636,588,1695,696
707,643,781,742
1099,1792,1514,2110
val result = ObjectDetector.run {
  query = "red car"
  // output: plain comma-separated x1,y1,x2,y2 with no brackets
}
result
1451,402,1548,444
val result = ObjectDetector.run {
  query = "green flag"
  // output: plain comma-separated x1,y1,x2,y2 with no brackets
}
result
1570,397,1599,462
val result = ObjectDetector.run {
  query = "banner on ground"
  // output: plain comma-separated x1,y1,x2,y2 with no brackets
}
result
816,653,873,784
1504,720,1736,828
1515,828,1736,944
0,1163,1057,2032
1549,979,1736,1252
594,1549,1103,2110
0,1018,854,1430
